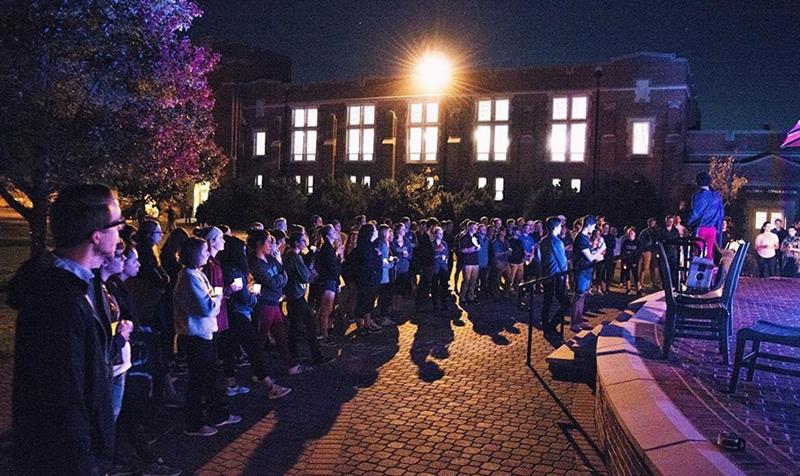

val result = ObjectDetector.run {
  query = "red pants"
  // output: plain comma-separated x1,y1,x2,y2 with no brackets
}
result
696,226,717,261
254,304,292,364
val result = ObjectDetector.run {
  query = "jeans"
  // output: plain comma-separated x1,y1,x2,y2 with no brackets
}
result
541,276,570,330
756,255,776,278
460,265,479,301
185,336,229,432
286,297,323,361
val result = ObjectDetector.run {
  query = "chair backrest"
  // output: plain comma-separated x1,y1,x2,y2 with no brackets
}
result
657,243,677,308
721,241,749,308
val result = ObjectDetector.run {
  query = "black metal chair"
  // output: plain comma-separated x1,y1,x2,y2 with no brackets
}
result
659,242,748,365
729,320,800,393
675,242,749,306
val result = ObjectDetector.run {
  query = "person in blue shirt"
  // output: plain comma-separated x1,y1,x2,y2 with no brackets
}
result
540,216,570,335
571,215,605,333
476,224,491,299
688,171,724,261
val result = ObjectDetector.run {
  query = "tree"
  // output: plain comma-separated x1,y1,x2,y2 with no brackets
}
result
308,178,368,223
0,0,225,256
709,156,748,206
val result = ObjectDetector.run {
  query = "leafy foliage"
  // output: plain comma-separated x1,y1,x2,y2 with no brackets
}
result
709,156,748,205
0,0,226,253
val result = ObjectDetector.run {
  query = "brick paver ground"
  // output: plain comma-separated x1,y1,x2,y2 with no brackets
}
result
643,277,800,475
0,289,633,475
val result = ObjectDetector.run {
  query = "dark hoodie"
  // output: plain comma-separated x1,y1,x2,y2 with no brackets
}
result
8,254,115,475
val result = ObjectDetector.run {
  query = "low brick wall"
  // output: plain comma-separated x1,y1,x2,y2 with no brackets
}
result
595,295,743,476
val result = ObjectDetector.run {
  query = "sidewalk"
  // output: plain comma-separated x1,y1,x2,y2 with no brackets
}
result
0,292,632,475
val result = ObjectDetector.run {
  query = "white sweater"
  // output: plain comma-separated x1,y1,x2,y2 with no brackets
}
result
173,267,219,340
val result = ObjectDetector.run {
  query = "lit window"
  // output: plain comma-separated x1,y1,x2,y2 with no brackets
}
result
550,96,587,162
292,107,317,161
631,120,651,155
363,176,371,187
477,177,488,189
306,175,314,194
349,175,357,184
755,211,767,230
494,177,504,201
255,175,263,189
408,102,439,162
552,178,561,187
294,175,302,185
254,131,267,156
570,179,581,192
426,177,435,188
347,105,375,161
771,211,783,224
475,99,510,162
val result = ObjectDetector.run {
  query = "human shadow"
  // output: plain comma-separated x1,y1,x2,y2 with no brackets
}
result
409,307,455,383
464,297,522,346
153,323,400,475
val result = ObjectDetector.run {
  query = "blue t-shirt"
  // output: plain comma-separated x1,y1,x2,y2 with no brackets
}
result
477,235,490,267
540,235,567,277
573,233,592,270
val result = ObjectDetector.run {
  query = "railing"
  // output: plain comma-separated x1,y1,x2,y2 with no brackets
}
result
518,236,709,366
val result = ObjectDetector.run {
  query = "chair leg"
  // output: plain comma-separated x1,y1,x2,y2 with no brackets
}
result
662,311,675,360
718,314,729,365
746,340,760,381
729,336,746,393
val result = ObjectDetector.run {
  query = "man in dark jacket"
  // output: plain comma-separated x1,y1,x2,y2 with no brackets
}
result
9,184,126,475
688,171,724,261
540,216,570,335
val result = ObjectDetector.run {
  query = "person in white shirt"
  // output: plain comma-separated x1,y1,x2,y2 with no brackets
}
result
754,222,780,277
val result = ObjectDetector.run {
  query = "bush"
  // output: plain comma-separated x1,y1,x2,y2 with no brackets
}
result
196,177,307,228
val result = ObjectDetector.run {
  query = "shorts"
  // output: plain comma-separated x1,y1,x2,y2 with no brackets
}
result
318,279,339,294
574,268,593,294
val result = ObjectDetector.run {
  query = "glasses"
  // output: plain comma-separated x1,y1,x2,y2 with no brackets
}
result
100,219,126,232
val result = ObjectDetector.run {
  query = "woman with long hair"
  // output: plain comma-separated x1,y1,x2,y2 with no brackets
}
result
352,223,382,335
315,224,341,344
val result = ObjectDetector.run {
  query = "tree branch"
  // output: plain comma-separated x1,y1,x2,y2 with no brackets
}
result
0,182,32,221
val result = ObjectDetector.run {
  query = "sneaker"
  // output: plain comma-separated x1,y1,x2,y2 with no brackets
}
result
225,385,250,397
214,414,242,428
267,383,292,400
313,354,337,366
142,458,182,476
184,425,218,437
288,364,306,375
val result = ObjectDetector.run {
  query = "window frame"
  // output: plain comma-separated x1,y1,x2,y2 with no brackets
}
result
407,101,440,163
346,104,376,162
548,94,589,163
291,107,318,162
253,129,267,157
474,98,511,163
628,117,655,157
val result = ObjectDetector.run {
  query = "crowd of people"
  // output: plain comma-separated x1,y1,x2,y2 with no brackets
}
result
8,175,796,475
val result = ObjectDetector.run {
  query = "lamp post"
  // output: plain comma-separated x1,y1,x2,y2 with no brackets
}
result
591,66,603,200
413,51,453,189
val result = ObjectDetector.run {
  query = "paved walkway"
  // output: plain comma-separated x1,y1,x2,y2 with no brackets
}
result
0,291,635,475
644,277,800,475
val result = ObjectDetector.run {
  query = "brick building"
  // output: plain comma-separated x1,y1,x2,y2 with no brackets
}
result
204,48,799,234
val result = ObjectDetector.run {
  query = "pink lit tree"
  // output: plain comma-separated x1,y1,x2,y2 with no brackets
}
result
0,0,226,256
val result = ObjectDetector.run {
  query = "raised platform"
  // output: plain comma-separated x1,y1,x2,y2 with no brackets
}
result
594,292,743,475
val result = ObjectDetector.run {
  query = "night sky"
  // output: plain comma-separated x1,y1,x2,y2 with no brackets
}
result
191,0,799,131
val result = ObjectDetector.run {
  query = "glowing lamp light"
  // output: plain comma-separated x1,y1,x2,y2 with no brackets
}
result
414,51,453,93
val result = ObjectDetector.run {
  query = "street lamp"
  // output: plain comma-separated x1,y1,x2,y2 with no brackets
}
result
414,51,453,95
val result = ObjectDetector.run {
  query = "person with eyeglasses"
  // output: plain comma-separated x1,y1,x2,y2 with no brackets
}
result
8,184,124,475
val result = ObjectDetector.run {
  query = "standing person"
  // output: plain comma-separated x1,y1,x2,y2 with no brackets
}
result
476,224,491,299
661,215,681,288
620,227,642,295
637,218,661,290
688,171,725,261
159,227,190,372
219,236,291,399
391,223,413,316
540,216,570,335
248,230,305,376
754,222,780,278
600,223,617,293
352,223,383,335
491,227,511,297
508,226,526,295
414,220,435,312
315,225,341,343
570,215,605,333
173,237,241,437
9,184,125,475
283,231,335,365
780,226,800,277
376,224,396,325
430,226,452,312
772,218,789,272
459,221,481,304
